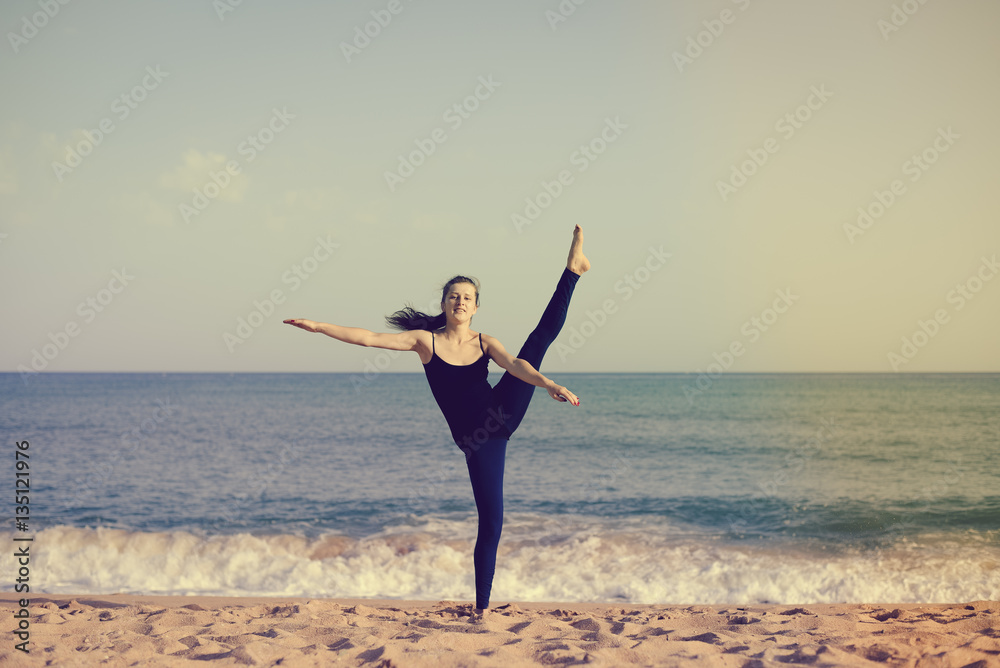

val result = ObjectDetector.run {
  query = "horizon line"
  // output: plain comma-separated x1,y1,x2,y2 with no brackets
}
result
4,370,999,375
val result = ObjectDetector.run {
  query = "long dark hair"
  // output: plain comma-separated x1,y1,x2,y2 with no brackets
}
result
385,275,481,331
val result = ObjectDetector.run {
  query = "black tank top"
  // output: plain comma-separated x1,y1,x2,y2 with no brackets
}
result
422,331,512,448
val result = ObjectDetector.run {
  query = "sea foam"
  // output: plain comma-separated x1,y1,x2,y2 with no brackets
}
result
6,523,997,604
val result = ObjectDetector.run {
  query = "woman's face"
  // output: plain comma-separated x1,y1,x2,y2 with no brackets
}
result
442,282,478,324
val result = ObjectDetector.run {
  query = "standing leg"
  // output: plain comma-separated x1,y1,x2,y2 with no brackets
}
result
464,436,507,610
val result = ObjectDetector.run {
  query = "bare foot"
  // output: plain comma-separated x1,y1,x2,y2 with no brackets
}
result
567,224,591,275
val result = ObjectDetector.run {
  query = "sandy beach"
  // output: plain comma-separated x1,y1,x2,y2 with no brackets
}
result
1,594,996,667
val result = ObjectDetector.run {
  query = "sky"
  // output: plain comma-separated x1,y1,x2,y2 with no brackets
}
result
1,0,998,374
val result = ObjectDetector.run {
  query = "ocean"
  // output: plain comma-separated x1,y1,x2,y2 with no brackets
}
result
1,372,997,604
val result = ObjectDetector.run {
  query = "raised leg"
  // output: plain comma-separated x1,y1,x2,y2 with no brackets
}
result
491,266,580,436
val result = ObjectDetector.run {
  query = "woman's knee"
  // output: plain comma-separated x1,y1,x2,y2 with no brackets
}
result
478,514,504,544
475,494,504,539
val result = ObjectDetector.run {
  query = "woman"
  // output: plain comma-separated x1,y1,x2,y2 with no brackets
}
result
284,224,590,617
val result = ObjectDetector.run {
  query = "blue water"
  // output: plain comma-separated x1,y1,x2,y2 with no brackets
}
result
1,372,997,603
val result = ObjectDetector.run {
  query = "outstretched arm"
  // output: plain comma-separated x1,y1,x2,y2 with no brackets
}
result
283,319,420,351
482,334,580,406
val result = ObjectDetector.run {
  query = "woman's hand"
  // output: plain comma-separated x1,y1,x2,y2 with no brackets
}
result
283,318,320,333
547,383,580,406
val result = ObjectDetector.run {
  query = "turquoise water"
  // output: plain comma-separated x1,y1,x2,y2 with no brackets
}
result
1,372,997,603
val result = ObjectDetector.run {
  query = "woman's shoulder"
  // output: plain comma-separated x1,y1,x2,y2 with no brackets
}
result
478,331,499,355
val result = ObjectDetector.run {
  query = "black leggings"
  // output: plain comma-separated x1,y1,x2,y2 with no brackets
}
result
464,267,579,609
